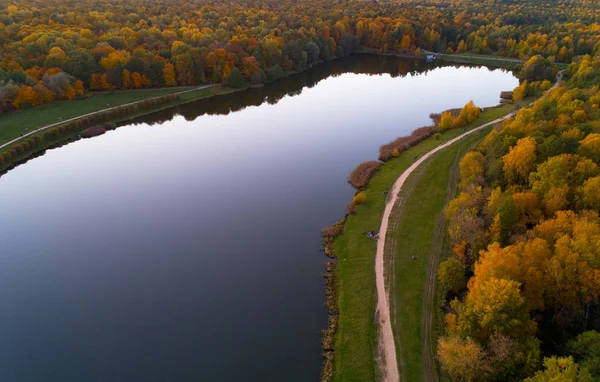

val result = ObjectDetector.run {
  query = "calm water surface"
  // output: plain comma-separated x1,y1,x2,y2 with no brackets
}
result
0,57,517,381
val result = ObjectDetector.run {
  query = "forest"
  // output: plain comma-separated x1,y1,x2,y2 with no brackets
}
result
1,0,600,113
437,49,600,380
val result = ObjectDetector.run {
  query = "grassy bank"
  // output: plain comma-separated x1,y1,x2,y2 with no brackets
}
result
439,53,569,71
332,104,515,382
439,53,523,70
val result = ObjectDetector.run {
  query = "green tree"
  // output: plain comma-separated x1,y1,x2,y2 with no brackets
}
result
226,68,245,88
525,357,592,382
438,258,465,293
568,331,600,378
520,55,557,81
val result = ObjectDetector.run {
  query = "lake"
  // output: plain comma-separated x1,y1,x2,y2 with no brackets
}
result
0,56,517,381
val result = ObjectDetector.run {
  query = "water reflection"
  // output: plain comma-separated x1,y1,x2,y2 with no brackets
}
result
128,56,505,126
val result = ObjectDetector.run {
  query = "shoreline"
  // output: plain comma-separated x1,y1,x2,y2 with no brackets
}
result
0,51,522,175
0,50,521,151
319,103,517,381
325,75,561,380
0,54,434,175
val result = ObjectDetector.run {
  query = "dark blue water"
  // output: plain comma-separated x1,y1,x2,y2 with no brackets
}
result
0,57,517,381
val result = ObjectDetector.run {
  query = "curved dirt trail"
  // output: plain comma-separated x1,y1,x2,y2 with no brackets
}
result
375,73,563,382
374,112,516,382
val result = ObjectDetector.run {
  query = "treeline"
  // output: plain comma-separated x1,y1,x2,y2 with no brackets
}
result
1,0,599,113
437,51,600,380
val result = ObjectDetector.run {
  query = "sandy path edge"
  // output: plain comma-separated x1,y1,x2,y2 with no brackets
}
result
374,112,516,382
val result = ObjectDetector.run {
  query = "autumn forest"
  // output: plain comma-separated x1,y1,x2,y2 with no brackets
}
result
2,0,600,381
1,0,599,113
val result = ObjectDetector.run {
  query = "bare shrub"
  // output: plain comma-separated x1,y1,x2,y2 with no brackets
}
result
81,125,107,138
412,125,437,138
345,202,355,214
348,160,383,189
379,125,436,161
322,224,343,239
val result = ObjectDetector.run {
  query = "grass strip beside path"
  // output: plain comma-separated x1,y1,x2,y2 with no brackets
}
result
387,126,491,381
333,103,514,382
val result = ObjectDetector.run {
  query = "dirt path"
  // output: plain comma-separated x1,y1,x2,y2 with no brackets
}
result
374,114,512,382
375,73,563,382
382,162,430,380
0,84,217,151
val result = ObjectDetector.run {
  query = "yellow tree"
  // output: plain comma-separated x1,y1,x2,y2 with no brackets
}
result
525,357,593,382
437,336,487,382
460,100,480,123
543,185,570,216
400,35,411,52
513,81,528,102
74,80,85,96
578,134,600,163
12,86,36,108
439,111,453,130
503,137,537,184
579,176,600,211
122,69,132,89
461,278,536,341
163,63,176,86
512,192,543,226
459,151,486,187
132,72,142,88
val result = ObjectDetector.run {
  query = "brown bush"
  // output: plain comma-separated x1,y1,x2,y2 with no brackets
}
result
322,224,343,239
345,202,355,214
412,125,437,138
500,91,514,100
348,160,383,189
321,351,334,382
81,125,107,138
379,125,436,161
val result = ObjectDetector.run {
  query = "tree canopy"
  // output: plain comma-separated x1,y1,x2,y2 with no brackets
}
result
1,0,599,113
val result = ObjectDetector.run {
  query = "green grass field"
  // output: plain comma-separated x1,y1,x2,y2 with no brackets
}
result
440,53,522,69
332,105,513,382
